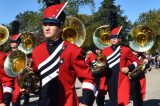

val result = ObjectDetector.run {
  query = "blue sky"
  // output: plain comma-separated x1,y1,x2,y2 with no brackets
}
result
0,0,160,24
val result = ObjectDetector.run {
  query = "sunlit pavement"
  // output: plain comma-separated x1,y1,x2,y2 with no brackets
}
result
14,66,160,106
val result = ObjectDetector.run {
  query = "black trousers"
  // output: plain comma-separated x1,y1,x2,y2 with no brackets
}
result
130,78,143,106
107,71,119,106
96,93,105,106
95,77,105,106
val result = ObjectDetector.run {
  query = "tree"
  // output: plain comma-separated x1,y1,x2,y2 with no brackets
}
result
38,0,95,15
15,11,43,32
15,11,45,43
84,0,132,49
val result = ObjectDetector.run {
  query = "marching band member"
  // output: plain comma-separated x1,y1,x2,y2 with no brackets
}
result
9,20,31,106
128,50,151,106
31,1,96,106
102,26,140,106
0,21,20,106
0,52,14,106
9,27,21,106
85,49,107,106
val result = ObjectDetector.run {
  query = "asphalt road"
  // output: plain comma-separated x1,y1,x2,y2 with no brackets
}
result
17,67,160,106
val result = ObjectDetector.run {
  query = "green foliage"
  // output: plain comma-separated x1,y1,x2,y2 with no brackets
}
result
15,11,45,43
38,0,95,15
63,0,95,15
90,0,131,48
15,11,43,32
1,0,135,53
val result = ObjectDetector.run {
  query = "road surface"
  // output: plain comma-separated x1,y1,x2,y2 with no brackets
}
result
17,67,160,106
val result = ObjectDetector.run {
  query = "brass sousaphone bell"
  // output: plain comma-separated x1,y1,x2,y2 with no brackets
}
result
4,50,27,77
18,32,37,54
128,25,155,79
91,25,112,75
18,32,39,94
62,16,86,47
4,32,37,77
0,26,27,77
0,26,9,45
129,25,155,52
93,25,111,50
4,32,39,93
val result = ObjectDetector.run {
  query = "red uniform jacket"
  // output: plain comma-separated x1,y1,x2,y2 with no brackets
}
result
102,46,140,106
32,41,96,106
126,57,146,100
4,51,21,103
85,53,107,95
0,52,14,103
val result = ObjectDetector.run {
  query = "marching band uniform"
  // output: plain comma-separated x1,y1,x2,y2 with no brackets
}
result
129,52,150,106
85,51,107,106
32,2,96,106
0,52,14,106
102,26,140,106
9,34,21,106
10,32,33,106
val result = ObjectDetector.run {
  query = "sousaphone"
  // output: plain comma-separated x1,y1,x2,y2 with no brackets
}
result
0,26,9,45
93,25,111,50
4,50,27,77
128,25,155,79
129,25,155,52
91,25,111,75
62,16,86,47
18,32,37,54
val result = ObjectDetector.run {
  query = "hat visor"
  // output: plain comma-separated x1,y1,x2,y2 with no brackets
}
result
10,40,19,43
43,18,61,25
110,35,121,39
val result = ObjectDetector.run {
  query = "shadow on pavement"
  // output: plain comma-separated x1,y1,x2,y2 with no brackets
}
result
104,99,160,106
23,100,38,106
104,100,112,105
143,99,160,106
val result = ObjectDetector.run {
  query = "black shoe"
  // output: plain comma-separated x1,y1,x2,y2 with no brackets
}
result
23,99,29,105
12,102,20,106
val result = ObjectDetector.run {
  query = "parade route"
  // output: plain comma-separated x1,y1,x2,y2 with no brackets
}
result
20,67,160,106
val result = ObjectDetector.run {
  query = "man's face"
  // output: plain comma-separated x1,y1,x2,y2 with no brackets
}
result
43,24,61,40
10,42,18,51
110,38,121,45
